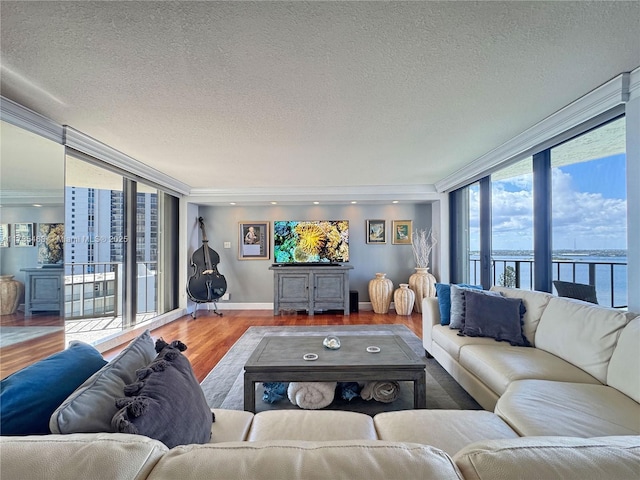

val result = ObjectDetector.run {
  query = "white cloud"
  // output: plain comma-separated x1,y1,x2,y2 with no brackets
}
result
468,168,627,251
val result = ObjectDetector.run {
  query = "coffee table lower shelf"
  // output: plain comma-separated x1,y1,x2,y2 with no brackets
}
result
243,335,426,413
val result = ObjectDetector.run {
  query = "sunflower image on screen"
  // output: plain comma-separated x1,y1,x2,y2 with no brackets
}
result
273,220,349,263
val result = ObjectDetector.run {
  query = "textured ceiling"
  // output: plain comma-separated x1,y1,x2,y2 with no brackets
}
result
1,1,639,195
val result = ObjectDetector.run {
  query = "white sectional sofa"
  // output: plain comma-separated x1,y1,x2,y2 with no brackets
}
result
422,286,640,438
2,408,639,480
2,288,639,479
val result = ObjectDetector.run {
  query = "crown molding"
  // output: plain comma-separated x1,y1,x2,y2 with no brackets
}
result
187,184,443,205
0,96,63,143
63,126,190,196
0,189,63,206
436,71,635,193
629,66,640,101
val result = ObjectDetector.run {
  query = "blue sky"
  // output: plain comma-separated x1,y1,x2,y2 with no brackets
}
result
470,153,628,251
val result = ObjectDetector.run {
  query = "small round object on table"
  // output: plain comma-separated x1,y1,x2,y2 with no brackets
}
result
366,346,381,353
303,353,319,361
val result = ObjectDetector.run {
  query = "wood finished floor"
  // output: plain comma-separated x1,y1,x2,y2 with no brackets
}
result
1,310,423,382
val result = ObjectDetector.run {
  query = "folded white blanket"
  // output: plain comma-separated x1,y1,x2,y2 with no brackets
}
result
287,382,336,409
360,381,401,403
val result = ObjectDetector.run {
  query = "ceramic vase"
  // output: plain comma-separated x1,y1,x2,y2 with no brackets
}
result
408,267,437,313
394,283,415,316
0,275,23,315
369,273,393,314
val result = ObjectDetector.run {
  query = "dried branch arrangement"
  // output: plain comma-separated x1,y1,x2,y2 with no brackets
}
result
411,228,437,268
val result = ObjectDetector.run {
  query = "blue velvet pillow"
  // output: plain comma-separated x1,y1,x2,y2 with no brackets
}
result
461,290,530,347
436,283,482,325
0,341,107,435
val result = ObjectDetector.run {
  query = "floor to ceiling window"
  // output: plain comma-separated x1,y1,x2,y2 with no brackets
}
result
550,117,627,307
450,182,480,284
452,116,627,308
64,152,179,344
491,157,534,289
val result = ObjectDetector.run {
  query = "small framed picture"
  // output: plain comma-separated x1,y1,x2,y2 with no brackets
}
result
392,220,413,245
366,219,386,244
13,222,36,247
239,221,270,260
0,224,10,247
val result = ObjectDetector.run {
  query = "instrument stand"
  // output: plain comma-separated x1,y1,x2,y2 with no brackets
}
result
191,301,223,319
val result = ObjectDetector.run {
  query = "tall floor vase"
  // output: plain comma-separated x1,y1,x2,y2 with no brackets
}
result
369,273,393,314
0,275,23,315
394,284,415,316
408,267,437,313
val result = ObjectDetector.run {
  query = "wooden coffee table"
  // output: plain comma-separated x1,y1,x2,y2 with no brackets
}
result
243,334,426,412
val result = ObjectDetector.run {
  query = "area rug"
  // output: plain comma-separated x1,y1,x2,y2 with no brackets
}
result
200,325,481,415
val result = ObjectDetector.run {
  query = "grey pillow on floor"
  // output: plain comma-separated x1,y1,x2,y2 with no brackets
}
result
112,339,214,448
50,329,157,434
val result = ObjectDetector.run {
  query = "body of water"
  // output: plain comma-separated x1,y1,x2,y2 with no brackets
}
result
469,252,627,308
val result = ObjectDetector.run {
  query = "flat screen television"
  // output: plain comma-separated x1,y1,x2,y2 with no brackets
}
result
273,220,349,264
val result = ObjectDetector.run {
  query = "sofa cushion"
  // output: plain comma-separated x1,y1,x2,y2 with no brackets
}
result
0,341,107,436
435,283,480,326
459,344,600,397
461,291,529,346
607,315,640,402
0,432,167,480
454,435,640,480
146,440,464,480
209,409,255,443
248,410,377,441
495,379,640,437
449,284,483,329
432,325,509,361
535,297,632,383
489,286,553,346
112,339,213,448
50,330,157,434
374,410,519,456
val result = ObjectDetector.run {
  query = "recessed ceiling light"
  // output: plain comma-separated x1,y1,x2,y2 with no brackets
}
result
271,201,278,205
313,201,320,205
33,204,42,207
392,200,399,204
351,201,357,204
229,202,236,205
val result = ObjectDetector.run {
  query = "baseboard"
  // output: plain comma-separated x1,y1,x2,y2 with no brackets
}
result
208,302,375,311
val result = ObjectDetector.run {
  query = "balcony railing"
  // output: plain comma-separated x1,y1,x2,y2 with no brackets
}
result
469,258,628,309
64,261,157,320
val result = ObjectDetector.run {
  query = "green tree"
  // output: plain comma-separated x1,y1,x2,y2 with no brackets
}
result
499,266,516,288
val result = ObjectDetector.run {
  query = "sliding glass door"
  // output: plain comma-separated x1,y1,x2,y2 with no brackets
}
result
64,152,178,344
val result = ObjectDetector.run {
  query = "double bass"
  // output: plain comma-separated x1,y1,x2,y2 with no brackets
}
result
187,217,227,317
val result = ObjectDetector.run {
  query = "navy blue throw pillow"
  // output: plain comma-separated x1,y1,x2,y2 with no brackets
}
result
461,290,530,347
112,339,214,448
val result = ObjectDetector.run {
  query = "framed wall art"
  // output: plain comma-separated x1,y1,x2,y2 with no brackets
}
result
13,222,36,247
392,220,413,245
366,219,386,244
239,221,269,260
0,224,10,247
38,223,65,265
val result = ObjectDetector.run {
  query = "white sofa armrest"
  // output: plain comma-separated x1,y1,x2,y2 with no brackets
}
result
422,297,441,355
